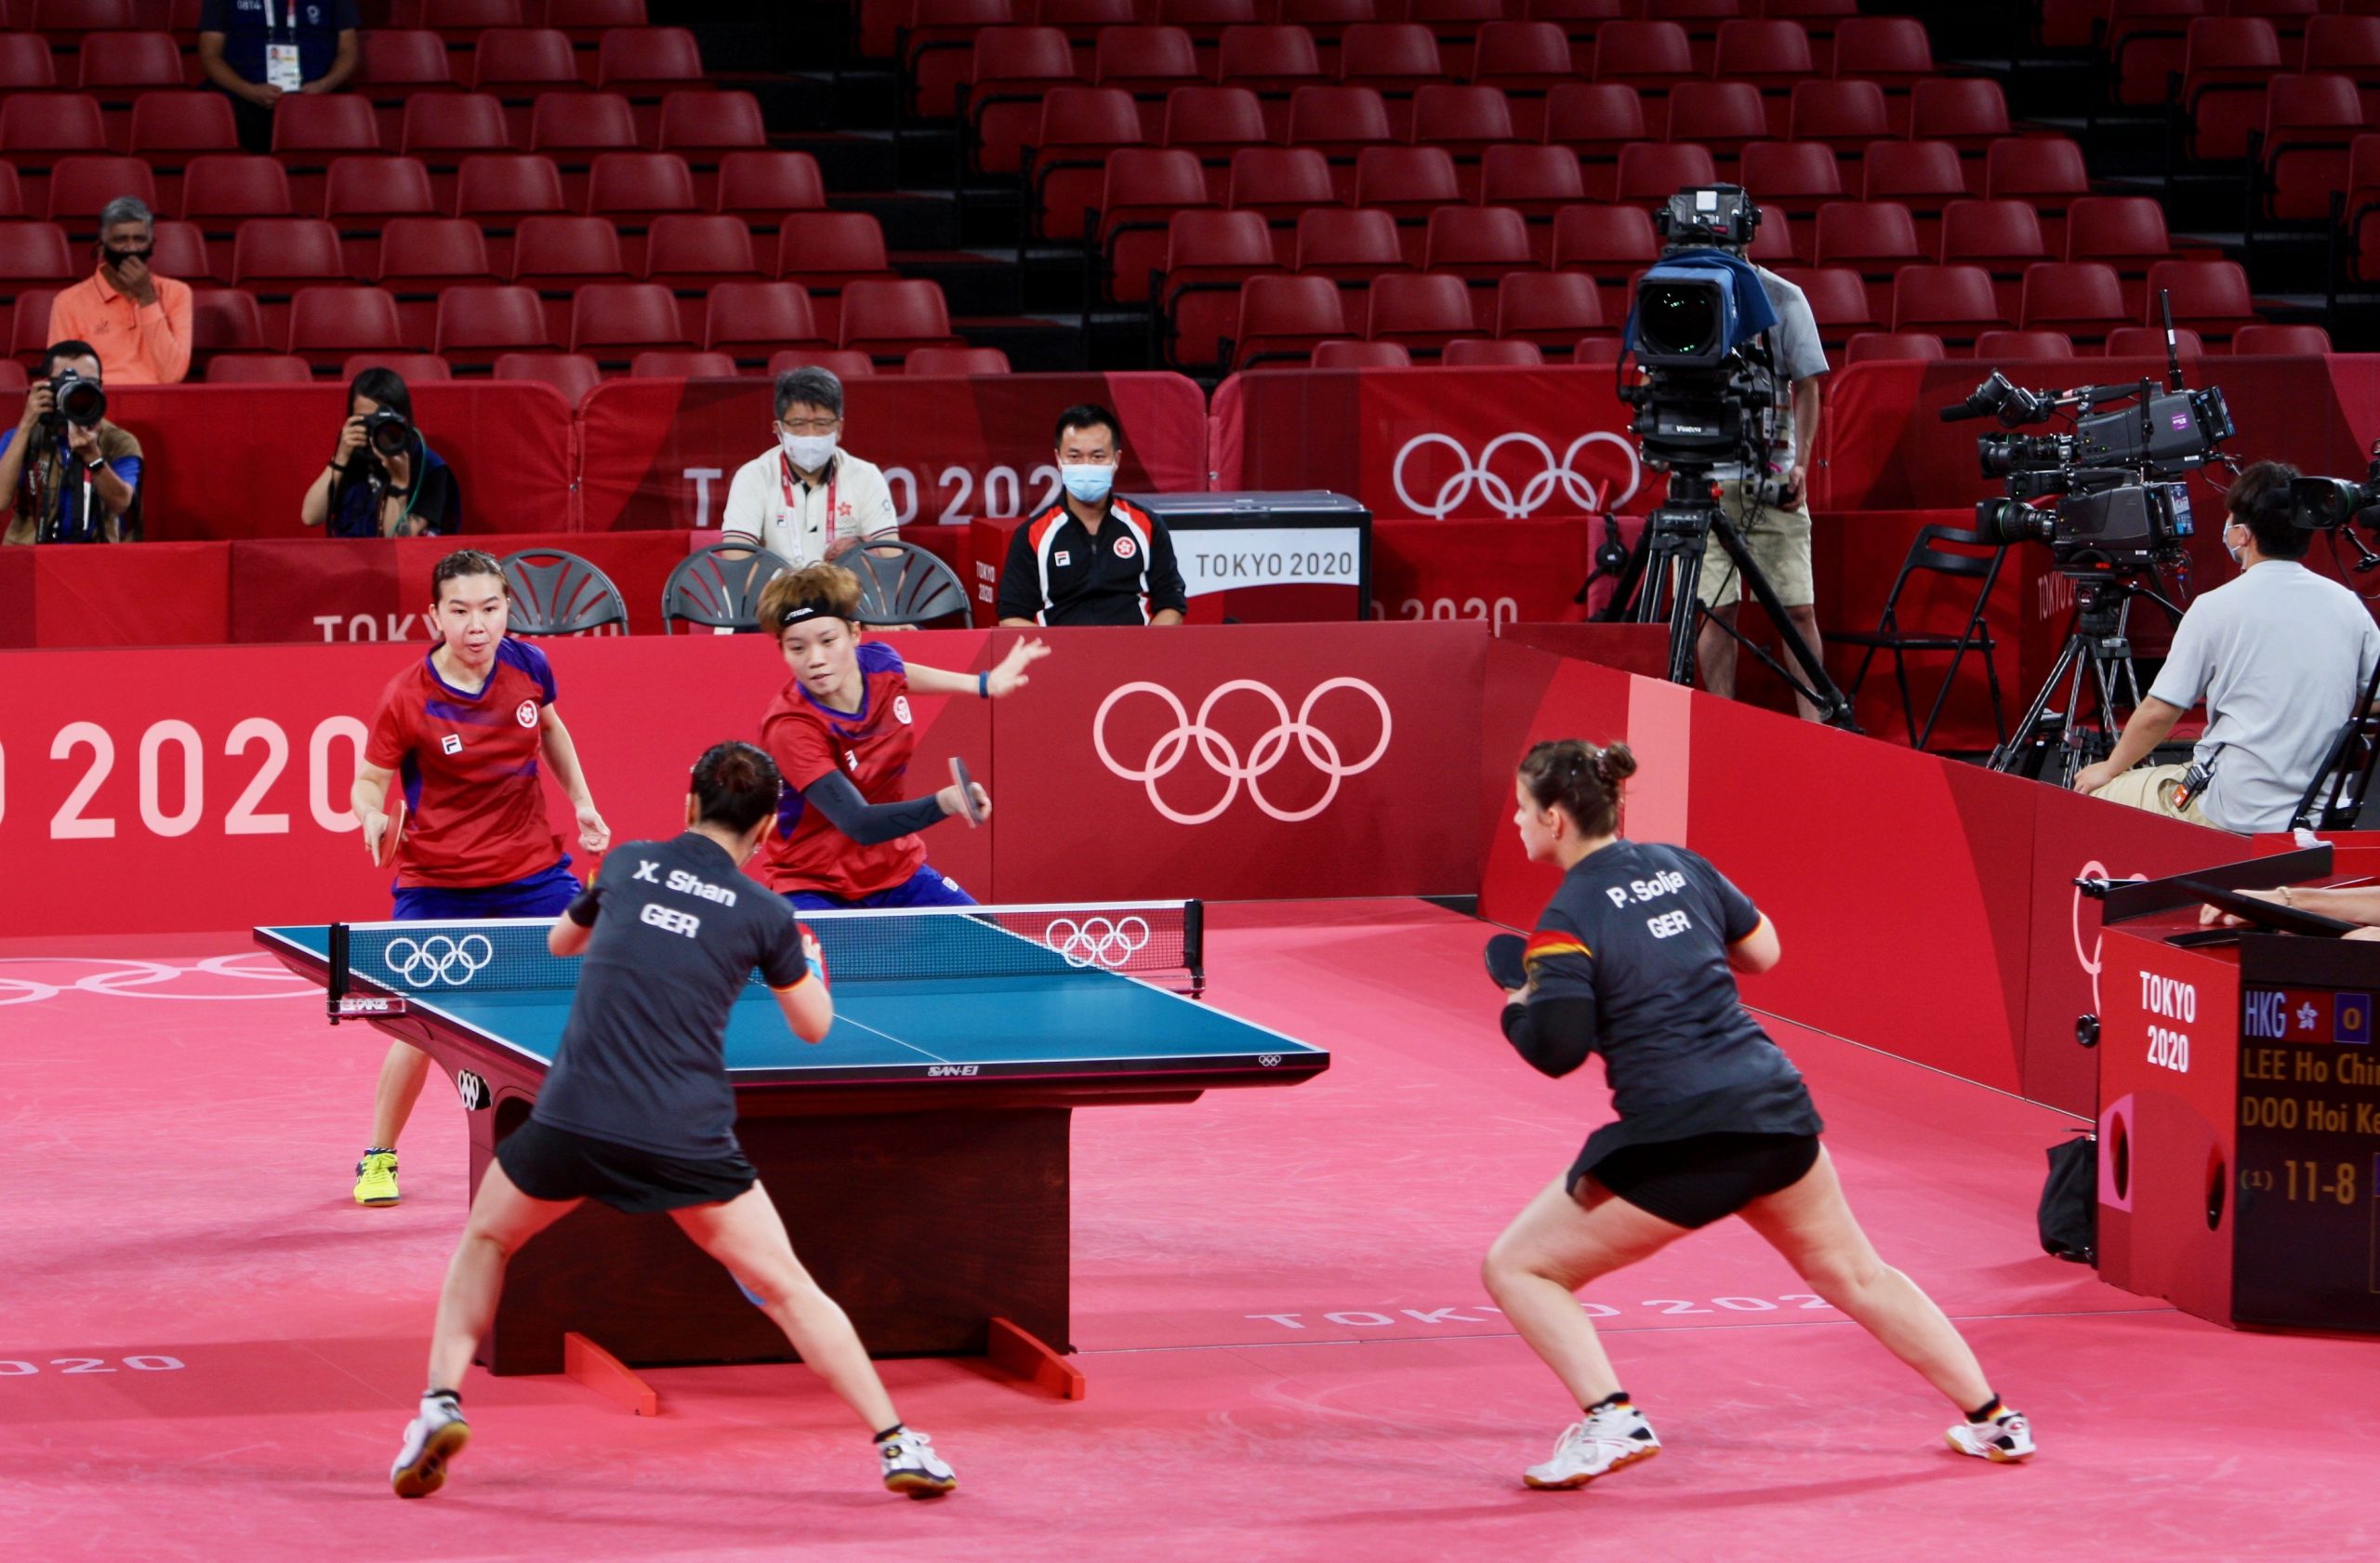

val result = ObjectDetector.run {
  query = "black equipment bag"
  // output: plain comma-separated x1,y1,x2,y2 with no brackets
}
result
2038,1133,2096,1265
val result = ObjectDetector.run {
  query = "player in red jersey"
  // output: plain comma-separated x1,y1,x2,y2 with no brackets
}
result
753,563,1047,909
346,549,611,1207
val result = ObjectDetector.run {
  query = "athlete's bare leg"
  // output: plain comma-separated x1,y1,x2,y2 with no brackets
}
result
426,1161,580,1393
1483,1174,1693,1407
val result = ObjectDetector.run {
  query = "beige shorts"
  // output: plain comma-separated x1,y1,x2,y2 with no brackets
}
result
1695,483,1814,610
2084,762,2215,827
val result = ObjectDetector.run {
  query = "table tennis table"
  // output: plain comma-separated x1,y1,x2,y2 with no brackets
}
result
258,902,1327,1384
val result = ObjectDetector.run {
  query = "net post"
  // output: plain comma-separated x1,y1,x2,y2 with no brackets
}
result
327,922,349,1026
1183,899,1205,998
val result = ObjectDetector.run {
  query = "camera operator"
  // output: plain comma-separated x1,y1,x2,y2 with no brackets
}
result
1687,210,1831,721
721,365,899,566
301,368,460,538
2074,461,2380,831
47,197,193,386
199,1,362,154
0,341,142,546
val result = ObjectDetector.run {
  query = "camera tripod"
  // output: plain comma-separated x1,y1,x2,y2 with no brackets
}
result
1595,464,1859,730
1987,570,2182,786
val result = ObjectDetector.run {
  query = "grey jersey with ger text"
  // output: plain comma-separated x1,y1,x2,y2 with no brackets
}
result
534,833,810,1159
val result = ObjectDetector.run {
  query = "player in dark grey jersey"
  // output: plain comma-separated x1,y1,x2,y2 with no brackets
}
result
389,742,959,1503
1480,739,2031,1489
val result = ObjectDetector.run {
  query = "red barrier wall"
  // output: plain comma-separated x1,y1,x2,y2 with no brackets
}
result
573,373,1211,533
0,382,580,543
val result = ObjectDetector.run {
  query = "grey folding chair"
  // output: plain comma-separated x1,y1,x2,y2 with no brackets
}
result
661,543,795,633
498,548,629,636
841,536,972,627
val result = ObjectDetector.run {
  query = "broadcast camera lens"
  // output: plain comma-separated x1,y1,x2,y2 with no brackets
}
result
365,408,412,459
50,370,106,430
1976,498,2053,548
1636,282,1720,360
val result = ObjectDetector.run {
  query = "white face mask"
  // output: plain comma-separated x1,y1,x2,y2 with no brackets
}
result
2225,522,2248,569
780,430,838,470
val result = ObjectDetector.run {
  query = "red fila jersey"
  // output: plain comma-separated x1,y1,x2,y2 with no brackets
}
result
758,640,926,900
365,638,564,889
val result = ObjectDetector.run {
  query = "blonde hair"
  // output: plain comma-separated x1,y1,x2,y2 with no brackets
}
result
758,562,862,633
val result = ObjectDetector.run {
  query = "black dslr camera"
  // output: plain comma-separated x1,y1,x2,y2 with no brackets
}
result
45,367,106,430
363,408,412,459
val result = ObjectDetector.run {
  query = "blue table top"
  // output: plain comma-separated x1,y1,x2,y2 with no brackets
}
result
258,919,1328,1089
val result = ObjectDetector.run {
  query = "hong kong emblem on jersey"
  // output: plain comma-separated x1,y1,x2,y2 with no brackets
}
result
892,695,914,724
1113,536,1138,559
515,700,537,727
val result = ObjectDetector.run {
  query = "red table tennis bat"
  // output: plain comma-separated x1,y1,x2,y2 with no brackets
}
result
373,798,407,869
949,756,985,826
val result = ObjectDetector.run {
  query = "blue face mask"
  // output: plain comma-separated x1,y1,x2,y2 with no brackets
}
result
1061,463,1115,505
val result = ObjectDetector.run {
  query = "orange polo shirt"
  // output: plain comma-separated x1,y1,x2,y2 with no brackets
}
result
47,268,194,386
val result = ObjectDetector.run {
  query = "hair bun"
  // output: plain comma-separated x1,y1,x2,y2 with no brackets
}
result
1596,743,1638,786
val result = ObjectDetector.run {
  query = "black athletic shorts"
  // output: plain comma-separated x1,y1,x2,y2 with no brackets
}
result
1574,1132,1822,1229
495,1119,758,1214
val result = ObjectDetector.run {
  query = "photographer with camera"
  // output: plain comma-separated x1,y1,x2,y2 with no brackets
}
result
0,341,143,546
1687,218,1831,720
2073,461,2380,831
301,367,460,538
47,197,193,387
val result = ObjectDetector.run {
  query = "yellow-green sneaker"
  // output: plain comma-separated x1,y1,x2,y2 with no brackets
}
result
354,1149,400,1207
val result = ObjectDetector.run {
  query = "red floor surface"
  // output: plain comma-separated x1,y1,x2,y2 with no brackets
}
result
3,900,2373,1561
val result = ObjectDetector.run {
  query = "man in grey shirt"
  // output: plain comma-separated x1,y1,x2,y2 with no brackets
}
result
2077,461,2380,832
1694,253,1832,721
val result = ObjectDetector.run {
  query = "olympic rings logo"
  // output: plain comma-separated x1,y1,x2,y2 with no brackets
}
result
2073,860,2149,1013
1390,431,1643,520
1093,679,1393,825
1044,916,1152,969
381,934,495,988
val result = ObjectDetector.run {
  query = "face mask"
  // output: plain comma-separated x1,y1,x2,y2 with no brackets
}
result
1061,463,1116,504
100,245,153,267
779,430,838,470
2226,523,2248,569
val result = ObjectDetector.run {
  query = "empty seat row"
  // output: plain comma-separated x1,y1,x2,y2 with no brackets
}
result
4,0,646,33
1838,322,2335,364
174,344,1009,398
0,27,703,96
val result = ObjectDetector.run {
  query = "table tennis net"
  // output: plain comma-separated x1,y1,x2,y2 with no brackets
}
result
333,901,1201,995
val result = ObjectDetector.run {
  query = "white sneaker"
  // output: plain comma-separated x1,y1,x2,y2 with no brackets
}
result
879,1427,958,1498
390,1393,469,1498
1946,1408,2035,1463
1523,1403,1660,1490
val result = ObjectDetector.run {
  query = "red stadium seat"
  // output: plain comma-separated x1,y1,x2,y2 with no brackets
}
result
1738,140,1844,225
1229,272,1347,368
271,94,384,158
0,35,59,91
1226,146,1337,227
1592,21,1696,96
1293,206,1407,282
771,211,896,319
45,157,158,230
189,285,269,354
1095,27,1201,139
285,285,405,359
548,0,650,38
1160,207,1283,367
0,95,108,158
907,0,1018,120
2018,261,2131,345
1312,338,1412,368
1843,331,1946,364
1160,86,1269,168
1666,82,1769,168
33,0,140,25
1364,272,1474,356
1830,15,1935,91
570,280,691,360
2105,325,2205,359
512,214,628,290
0,167,27,221
324,156,440,223
341,353,455,381
129,92,240,155
585,152,697,222
2102,0,2206,110
1939,198,2052,315
1027,87,1144,241
402,94,516,158
1748,207,1804,265
0,223,77,292
594,28,707,97
2175,20,2281,161
1096,149,1213,305
642,212,758,290
1540,84,1644,197
230,218,350,291
1813,201,1923,272
1776,264,1878,345
1423,204,1531,301
2144,258,2258,338
2064,195,2173,266
205,353,314,382
75,30,181,98
528,92,639,157
472,29,582,95
360,32,458,94
1889,263,2003,347
1983,137,2090,210
966,27,1079,176
1338,24,1444,100
1479,144,1587,240
715,151,827,224
455,153,569,225
1441,338,1542,367
1473,23,1578,140
495,351,603,402
2259,74,2365,223
1550,203,1659,322
703,280,823,363
418,0,528,35
1409,86,1516,179
1973,328,2076,360
1908,78,2011,158
838,277,960,359
766,347,877,379
1789,79,1889,156
1286,83,1395,159
1615,142,1716,205
656,91,766,156
1712,20,1816,108
377,216,498,290
905,345,1013,375
1859,140,1967,222
630,350,737,377
1493,269,1603,348
2230,323,2330,354
1352,146,1461,229
1217,25,1324,96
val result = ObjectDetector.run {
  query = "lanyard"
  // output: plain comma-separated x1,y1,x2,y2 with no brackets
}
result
262,0,294,38
778,452,837,536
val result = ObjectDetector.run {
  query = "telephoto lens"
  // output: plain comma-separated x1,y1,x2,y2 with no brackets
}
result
50,369,106,429
364,408,412,458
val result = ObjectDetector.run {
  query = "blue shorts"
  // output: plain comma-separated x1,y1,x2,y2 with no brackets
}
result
783,864,976,912
391,858,581,921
